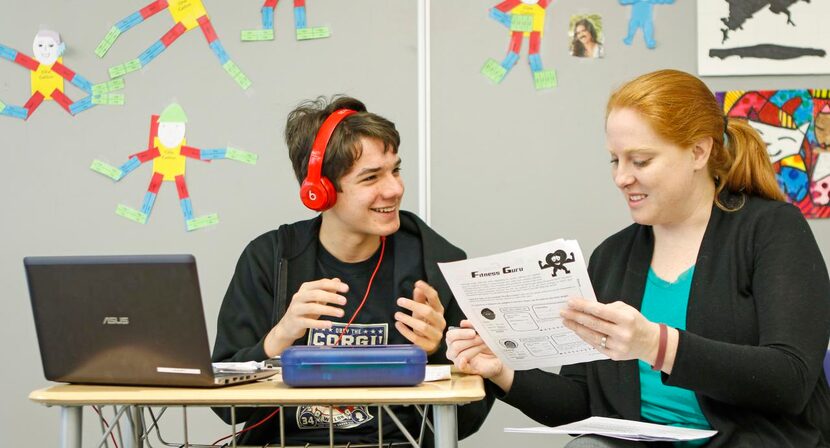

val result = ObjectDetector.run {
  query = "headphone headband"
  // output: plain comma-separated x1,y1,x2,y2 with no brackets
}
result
300,108,358,211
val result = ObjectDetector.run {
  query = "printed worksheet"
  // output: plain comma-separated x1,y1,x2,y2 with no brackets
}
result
438,239,607,370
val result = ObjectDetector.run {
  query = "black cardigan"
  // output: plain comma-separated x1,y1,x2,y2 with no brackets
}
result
501,194,830,447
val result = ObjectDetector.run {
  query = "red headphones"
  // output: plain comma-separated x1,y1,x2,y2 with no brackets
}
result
300,108,358,211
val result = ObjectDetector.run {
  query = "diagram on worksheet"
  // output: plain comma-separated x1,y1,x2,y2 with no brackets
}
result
90,103,259,231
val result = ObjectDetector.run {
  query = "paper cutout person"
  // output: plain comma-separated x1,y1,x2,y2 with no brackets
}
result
95,0,252,90
90,103,258,231
241,0,331,42
619,0,675,49
0,30,124,120
481,0,557,90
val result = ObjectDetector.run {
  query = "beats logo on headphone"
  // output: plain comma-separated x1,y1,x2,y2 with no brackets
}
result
300,108,357,211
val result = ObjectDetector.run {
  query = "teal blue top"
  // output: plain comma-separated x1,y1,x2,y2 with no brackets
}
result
639,266,711,445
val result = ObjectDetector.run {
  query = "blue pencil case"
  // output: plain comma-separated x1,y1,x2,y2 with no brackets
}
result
281,345,426,387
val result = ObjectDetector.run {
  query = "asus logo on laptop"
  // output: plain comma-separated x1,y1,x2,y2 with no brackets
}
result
102,317,129,325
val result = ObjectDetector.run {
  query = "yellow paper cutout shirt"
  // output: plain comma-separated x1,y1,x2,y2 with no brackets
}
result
510,4,546,37
153,137,187,181
30,57,65,100
168,0,208,31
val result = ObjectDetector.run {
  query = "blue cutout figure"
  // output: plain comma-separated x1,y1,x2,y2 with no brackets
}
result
620,0,675,49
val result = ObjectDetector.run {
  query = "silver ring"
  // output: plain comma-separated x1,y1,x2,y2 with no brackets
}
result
600,336,607,349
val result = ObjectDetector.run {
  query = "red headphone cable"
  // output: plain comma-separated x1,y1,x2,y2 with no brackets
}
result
334,236,387,346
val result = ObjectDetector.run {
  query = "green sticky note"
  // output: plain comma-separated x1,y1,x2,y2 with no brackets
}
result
109,64,126,79
93,78,125,94
234,72,252,90
222,60,241,77
481,59,507,84
533,70,557,90
90,159,123,180
241,29,275,41
95,27,121,58
226,147,258,164
186,214,219,231
510,14,533,32
124,59,142,74
0,99,5,113
296,27,331,40
108,78,126,91
92,94,124,105
116,205,148,224
92,83,109,95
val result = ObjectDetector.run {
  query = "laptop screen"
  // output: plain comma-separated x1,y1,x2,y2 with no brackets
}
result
24,254,218,386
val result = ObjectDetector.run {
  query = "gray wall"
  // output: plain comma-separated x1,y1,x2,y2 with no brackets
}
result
1,0,828,447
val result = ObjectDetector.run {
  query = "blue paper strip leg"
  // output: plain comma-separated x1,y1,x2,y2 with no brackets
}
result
138,41,166,66
180,198,194,220
294,7,307,29
201,149,227,160
141,191,158,215
262,7,275,30
115,12,144,33
0,44,18,61
528,54,543,72
1,105,29,120
118,157,141,176
209,41,230,64
69,96,94,115
489,9,511,28
70,74,93,94
501,51,520,72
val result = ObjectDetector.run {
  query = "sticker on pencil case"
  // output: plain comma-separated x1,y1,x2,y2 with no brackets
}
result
157,367,200,375
307,322,388,346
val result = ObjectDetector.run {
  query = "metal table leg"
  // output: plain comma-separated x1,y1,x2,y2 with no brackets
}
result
122,406,144,448
60,406,82,448
432,404,457,448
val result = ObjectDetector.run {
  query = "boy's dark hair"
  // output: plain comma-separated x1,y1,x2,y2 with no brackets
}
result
285,95,400,191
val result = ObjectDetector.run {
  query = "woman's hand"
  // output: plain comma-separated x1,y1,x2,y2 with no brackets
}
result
560,298,662,365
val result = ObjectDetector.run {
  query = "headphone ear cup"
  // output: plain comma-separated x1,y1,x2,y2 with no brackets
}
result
300,176,336,211
300,179,329,211
319,176,337,210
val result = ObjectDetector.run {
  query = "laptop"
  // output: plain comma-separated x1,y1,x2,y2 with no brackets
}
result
24,254,276,387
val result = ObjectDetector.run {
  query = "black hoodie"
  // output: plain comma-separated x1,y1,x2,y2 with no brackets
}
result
212,210,493,445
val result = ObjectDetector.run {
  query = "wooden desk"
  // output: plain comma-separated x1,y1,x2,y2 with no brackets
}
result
30,372,485,448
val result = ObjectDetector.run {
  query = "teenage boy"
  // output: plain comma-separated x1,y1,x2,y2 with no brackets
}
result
212,96,492,445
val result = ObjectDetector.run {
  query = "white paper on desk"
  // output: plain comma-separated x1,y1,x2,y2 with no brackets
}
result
438,239,607,370
505,417,718,442
424,365,451,382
